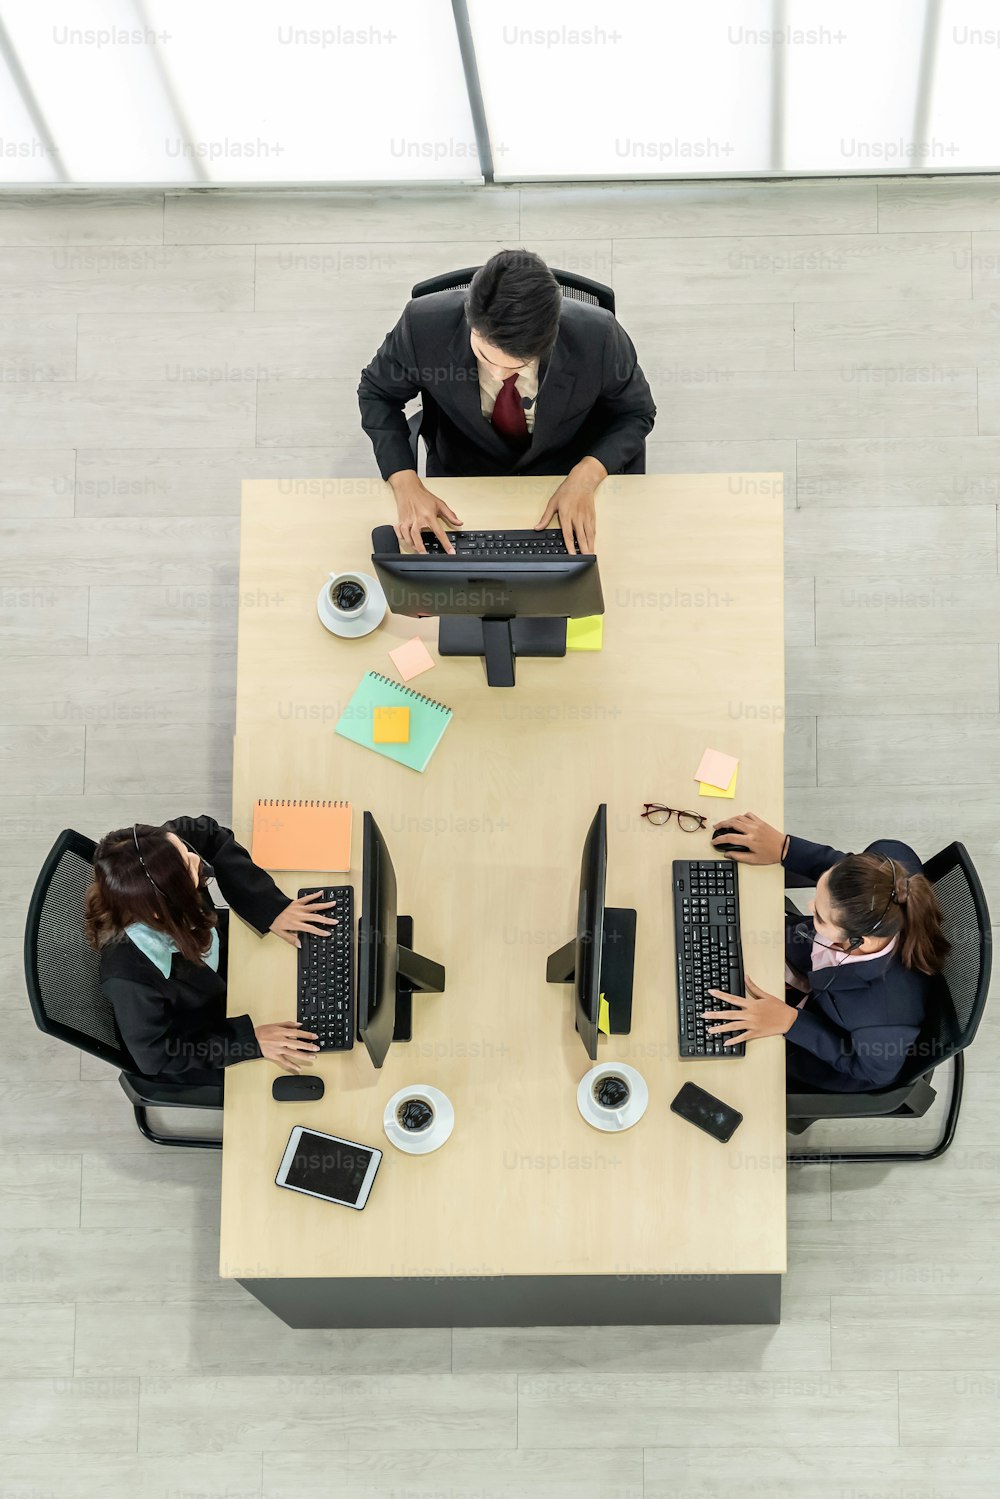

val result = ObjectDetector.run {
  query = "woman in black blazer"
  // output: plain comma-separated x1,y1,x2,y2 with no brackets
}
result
85,815,336,1084
703,813,950,1091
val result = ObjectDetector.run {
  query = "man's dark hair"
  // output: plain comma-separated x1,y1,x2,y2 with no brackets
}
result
465,249,562,361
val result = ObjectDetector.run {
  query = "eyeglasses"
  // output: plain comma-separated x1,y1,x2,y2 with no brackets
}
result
641,804,707,833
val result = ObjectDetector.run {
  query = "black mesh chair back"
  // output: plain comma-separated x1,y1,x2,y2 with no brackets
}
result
24,828,132,1069
901,841,992,1078
411,265,615,313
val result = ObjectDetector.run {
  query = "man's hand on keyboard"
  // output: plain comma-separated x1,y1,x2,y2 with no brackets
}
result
702,976,797,1045
270,891,338,949
534,456,606,554
389,470,463,555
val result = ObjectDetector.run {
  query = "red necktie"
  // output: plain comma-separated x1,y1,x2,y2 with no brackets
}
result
491,374,529,445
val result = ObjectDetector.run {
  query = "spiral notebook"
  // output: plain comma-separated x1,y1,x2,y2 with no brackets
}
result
252,799,352,872
335,671,452,773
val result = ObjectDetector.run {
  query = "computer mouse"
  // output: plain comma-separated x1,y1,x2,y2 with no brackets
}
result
712,826,750,854
272,1075,325,1102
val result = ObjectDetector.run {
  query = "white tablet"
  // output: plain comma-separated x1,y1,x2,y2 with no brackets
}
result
275,1126,382,1210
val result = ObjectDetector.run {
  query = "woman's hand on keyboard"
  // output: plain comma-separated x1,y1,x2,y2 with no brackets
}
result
270,892,338,949
255,1022,320,1071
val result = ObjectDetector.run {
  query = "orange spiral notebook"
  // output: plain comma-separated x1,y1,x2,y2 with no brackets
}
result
251,799,352,873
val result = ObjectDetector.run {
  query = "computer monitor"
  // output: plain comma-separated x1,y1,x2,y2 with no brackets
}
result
371,524,604,687
546,804,637,1060
357,810,446,1068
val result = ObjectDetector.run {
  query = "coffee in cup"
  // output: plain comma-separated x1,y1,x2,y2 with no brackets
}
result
397,1097,435,1133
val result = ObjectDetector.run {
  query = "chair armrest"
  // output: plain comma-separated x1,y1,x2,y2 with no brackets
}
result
786,1082,917,1120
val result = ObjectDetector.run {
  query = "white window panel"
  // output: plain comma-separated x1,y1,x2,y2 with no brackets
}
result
469,0,774,180
782,0,928,173
0,0,478,183
0,45,60,181
927,0,1000,170
2,0,197,181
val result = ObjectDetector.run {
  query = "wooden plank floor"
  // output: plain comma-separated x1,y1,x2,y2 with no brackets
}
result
1,177,998,1495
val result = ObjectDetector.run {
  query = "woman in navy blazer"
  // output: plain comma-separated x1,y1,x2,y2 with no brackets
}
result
703,813,950,1092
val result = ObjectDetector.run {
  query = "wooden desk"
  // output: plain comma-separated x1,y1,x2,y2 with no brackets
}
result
223,475,786,1327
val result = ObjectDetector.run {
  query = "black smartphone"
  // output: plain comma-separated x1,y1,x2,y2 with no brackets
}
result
670,1082,743,1143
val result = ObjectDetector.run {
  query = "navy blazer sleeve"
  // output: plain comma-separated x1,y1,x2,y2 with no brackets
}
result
782,834,847,882
583,318,656,475
104,976,260,1080
785,1005,918,1090
165,815,291,936
357,306,422,481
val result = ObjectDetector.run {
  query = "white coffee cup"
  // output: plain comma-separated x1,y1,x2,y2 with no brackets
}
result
317,569,387,638
593,1074,632,1127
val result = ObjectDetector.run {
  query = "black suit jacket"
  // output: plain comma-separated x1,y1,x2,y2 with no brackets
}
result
99,815,291,1085
358,290,656,480
782,835,932,1092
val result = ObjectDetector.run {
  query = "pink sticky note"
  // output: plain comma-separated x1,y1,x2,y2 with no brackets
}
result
389,636,435,682
694,747,739,791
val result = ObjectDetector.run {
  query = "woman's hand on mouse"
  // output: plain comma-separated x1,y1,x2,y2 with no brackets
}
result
711,812,786,865
269,892,338,948
255,1022,319,1071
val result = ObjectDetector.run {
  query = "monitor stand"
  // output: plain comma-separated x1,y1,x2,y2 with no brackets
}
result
545,907,637,1033
393,915,446,1041
438,616,567,687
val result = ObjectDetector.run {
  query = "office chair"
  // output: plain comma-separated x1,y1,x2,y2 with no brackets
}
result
406,265,645,472
785,842,991,1164
23,829,223,1150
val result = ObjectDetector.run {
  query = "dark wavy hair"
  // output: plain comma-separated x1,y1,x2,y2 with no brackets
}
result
84,823,216,965
826,853,950,976
466,249,562,361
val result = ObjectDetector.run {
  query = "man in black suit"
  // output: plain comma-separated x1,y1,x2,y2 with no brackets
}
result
358,249,655,554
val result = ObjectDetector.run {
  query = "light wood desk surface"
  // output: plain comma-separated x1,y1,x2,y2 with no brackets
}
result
222,475,786,1286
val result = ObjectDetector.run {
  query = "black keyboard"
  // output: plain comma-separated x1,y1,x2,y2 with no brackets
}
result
296,886,354,1051
672,860,746,1059
420,529,572,558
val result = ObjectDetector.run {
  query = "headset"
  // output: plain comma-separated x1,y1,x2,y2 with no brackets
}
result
789,851,900,992
132,824,214,907
840,851,898,951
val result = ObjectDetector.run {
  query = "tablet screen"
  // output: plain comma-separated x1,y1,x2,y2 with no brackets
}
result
284,1131,375,1205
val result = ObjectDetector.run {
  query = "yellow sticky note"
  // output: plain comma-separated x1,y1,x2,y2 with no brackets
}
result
699,768,738,799
373,705,410,744
598,993,611,1035
566,615,603,651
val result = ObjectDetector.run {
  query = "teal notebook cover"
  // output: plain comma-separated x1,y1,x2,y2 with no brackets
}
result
334,670,452,773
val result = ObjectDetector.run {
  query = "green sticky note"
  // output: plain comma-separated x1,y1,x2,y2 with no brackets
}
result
598,993,611,1035
567,615,603,651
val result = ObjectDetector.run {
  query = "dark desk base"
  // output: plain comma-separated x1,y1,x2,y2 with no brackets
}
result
237,1273,781,1328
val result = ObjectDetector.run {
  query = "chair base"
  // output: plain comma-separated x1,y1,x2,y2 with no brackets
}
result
787,1053,964,1165
131,1104,222,1151
119,1072,223,1151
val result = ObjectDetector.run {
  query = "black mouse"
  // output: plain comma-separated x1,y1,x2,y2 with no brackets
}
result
272,1075,325,1102
712,825,750,854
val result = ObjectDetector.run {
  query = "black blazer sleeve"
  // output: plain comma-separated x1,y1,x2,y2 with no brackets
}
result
583,318,656,474
782,834,847,883
104,976,260,1080
357,306,422,481
165,815,291,935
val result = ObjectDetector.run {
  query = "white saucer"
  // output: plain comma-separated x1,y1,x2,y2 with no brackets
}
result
383,1085,455,1155
577,1063,649,1133
317,571,387,638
